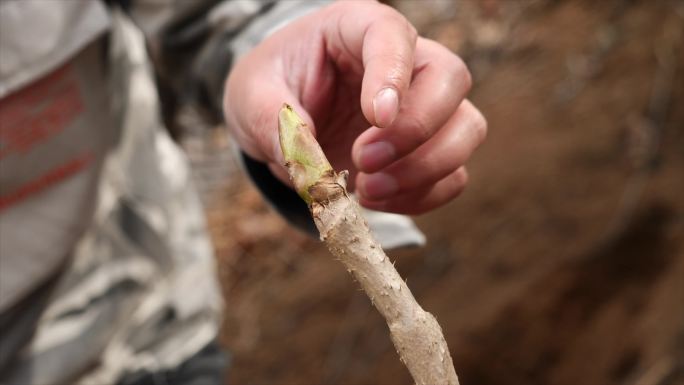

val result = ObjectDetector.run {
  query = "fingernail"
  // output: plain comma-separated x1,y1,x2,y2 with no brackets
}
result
373,88,399,128
360,172,399,200
359,141,396,171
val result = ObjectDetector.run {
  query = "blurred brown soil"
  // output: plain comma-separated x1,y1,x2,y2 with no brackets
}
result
186,0,684,384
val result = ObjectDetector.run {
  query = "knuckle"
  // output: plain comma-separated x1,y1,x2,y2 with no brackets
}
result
367,49,412,88
458,168,469,187
376,4,418,45
423,40,471,92
404,114,433,147
450,56,472,92
471,107,488,144
386,50,413,75
449,170,468,198
452,184,466,200
406,20,418,43
371,3,405,27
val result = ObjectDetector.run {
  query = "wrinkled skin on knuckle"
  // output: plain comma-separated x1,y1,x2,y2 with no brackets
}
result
363,30,414,85
402,114,433,150
374,50,413,87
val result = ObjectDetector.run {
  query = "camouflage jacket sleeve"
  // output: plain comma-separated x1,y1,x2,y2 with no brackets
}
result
111,0,329,131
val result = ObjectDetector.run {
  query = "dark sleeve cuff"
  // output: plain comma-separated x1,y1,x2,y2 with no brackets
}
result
240,152,317,236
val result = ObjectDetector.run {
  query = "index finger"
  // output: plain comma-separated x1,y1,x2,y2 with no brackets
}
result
323,2,417,127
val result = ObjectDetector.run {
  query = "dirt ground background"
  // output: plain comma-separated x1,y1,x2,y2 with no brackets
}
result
181,0,684,384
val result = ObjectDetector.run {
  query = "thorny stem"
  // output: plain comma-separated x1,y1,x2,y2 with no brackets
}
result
278,104,460,385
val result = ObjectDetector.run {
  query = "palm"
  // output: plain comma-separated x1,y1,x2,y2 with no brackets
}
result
301,58,372,190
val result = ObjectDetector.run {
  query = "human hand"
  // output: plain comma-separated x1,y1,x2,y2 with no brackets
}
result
224,1,486,215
